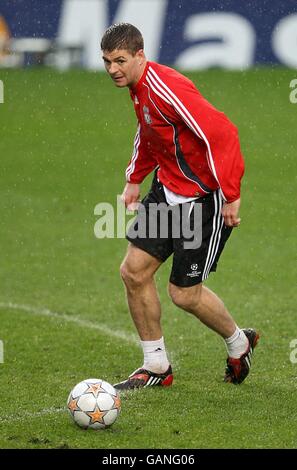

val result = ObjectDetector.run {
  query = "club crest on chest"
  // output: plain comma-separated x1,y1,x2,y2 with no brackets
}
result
143,105,152,125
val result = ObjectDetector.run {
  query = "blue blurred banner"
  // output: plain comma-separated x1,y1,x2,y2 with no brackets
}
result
1,0,297,69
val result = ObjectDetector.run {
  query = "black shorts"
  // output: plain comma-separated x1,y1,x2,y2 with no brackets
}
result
126,174,233,287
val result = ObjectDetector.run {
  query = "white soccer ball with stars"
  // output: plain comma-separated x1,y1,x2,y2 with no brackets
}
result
67,378,121,430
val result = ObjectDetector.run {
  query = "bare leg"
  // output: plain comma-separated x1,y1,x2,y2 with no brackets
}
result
168,282,236,338
120,244,163,340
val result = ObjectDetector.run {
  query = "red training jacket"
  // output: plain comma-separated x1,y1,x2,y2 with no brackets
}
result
126,61,244,203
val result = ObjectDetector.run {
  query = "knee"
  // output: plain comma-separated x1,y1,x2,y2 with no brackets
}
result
120,260,145,289
168,283,202,311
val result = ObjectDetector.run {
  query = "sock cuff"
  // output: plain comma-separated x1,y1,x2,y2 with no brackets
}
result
224,326,241,344
140,337,165,353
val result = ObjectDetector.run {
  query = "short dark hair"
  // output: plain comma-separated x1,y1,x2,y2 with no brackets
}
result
100,23,144,55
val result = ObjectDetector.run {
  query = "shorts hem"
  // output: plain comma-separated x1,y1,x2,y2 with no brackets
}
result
169,276,203,288
169,266,217,287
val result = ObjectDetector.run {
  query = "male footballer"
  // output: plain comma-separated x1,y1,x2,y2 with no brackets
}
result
100,23,259,390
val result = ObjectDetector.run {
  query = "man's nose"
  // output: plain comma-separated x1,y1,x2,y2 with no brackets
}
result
109,62,119,75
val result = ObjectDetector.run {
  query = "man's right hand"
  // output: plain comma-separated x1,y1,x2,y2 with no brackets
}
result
121,182,140,210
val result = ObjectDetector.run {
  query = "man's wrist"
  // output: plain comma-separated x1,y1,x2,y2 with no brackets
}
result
225,196,240,204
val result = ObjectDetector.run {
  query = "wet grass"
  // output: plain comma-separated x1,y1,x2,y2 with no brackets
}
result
0,67,296,449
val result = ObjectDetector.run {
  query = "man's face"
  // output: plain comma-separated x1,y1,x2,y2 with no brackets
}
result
102,49,145,88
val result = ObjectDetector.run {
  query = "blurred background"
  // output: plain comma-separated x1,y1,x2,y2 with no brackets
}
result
1,0,297,70
0,0,297,450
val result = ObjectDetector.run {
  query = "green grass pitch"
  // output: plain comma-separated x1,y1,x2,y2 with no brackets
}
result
0,66,296,449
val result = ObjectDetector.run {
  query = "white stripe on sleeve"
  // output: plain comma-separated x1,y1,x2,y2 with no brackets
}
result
126,124,141,181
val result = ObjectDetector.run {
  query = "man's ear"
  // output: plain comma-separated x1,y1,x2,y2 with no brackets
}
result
136,49,145,65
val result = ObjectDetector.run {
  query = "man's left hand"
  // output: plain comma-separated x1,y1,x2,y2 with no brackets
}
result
221,198,241,227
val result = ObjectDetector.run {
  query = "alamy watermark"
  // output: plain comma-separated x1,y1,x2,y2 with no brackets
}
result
289,79,297,104
289,339,297,364
94,196,202,249
0,80,4,104
0,340,3,363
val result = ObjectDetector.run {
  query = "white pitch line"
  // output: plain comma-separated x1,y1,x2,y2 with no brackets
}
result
0,302,139,345
0,407,65,424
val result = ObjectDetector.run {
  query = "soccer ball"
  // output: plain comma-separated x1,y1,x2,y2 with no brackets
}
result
67,378,121,430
